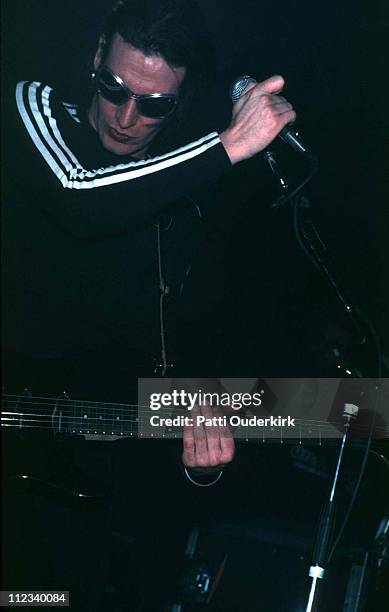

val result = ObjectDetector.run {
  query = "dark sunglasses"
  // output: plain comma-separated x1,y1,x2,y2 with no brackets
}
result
94,66,178,119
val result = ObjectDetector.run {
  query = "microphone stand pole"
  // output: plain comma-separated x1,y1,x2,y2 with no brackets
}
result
305,404,359,612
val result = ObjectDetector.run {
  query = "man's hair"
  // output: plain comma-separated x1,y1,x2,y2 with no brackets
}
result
101,0,212,76
94,0,215,153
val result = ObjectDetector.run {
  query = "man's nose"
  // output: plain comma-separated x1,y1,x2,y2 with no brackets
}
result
117,99,138,129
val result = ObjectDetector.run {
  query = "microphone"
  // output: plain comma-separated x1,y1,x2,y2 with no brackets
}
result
278,126,311,157
230,75,314,160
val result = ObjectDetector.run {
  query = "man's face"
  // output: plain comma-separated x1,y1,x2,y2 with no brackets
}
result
89,33,186,158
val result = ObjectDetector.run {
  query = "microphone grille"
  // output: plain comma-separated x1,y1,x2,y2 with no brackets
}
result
230,75,255,102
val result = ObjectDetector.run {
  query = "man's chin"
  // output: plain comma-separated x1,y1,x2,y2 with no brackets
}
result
100,132,146,158
105,138,142,157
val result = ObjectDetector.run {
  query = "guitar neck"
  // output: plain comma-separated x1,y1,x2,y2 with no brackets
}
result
2,393,386,446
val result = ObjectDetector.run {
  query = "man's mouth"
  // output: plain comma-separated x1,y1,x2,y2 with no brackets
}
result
108,127,134,143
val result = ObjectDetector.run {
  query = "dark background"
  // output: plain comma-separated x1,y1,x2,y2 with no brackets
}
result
2,0,388,374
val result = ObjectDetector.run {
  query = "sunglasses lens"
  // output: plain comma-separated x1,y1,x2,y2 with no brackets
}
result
96,69,128,105
138,97,176,118
96,68,177,117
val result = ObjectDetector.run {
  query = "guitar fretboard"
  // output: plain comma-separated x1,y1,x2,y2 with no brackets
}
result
2,393,388,445
1,394,139,437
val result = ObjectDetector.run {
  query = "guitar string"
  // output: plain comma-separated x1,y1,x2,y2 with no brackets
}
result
3,395,140,408
4,396,378,423
2,408,385,426
3,398,387,434
2,414,387,435
2,405,370,428
2,405,387,432
2,423,386,443
2,413,351,425
2,424,378,441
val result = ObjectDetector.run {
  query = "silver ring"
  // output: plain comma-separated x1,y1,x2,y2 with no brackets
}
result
184,467,223,487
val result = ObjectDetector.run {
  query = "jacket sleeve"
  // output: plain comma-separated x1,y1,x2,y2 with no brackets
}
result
5,81,231,240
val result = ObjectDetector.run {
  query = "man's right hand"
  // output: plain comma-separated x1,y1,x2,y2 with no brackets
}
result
219,75,296,165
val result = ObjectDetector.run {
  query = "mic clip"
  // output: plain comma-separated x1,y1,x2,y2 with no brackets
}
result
263,150,289,192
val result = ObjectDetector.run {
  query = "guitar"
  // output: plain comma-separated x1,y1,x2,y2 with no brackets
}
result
2,379,388,499
3,389,388,440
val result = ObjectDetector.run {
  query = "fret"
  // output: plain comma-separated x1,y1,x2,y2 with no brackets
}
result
52,392,68,434
78,400,91,434
97,406,104,433
75,400,82,434
90,401,96,432
19,392,30,430
110,402,118,436
82,400,89,434
72,397,76,433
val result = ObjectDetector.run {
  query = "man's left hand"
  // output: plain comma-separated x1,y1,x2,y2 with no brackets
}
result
182,404,235,474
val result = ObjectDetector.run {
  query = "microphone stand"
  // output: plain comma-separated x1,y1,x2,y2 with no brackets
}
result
265,154,384,610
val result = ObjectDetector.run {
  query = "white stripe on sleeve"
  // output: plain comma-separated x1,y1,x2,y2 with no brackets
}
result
16,81,221,191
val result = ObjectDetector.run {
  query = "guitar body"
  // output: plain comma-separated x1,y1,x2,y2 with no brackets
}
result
1,349,147,501
2,427,112,503
3,371,388,502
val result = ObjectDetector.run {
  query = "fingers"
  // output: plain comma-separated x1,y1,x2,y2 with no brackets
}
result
220,427,235,463
182,420,196,466
182,404,235,469
231,73,292,119
259,94,294,116
256,74,285,95
266,98,296,124
241,82,292,117
234,74,285,103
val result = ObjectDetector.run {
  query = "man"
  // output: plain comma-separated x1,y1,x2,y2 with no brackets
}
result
2,0,296,608
3,0,295,468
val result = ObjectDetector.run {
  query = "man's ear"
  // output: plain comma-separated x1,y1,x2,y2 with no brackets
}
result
93,35,106,71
